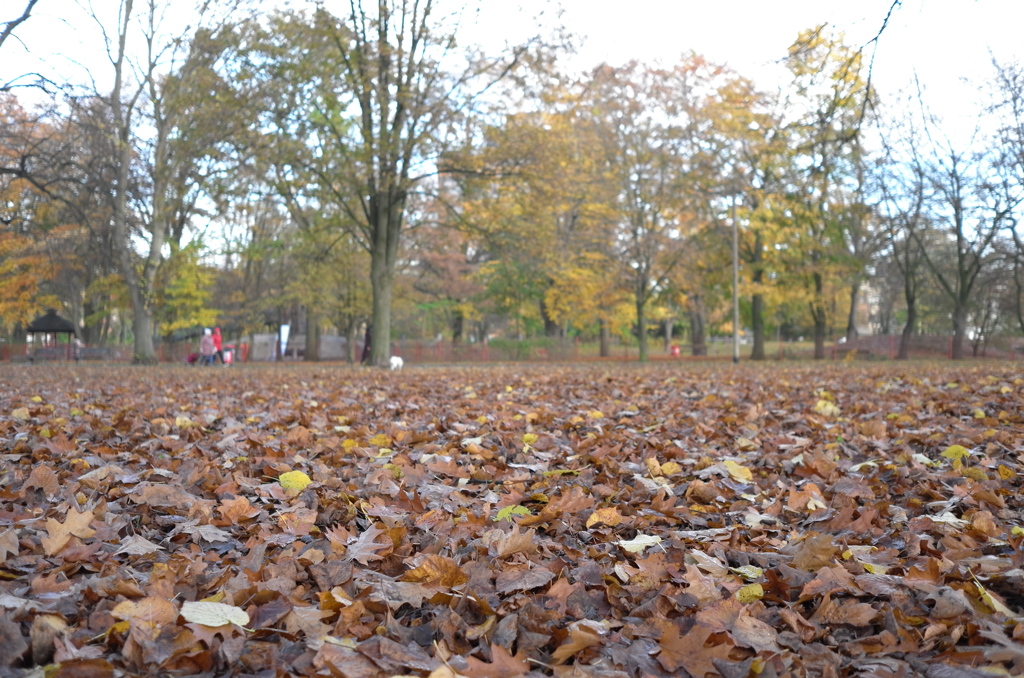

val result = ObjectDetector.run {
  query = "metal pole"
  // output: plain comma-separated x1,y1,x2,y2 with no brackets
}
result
732,198,740,364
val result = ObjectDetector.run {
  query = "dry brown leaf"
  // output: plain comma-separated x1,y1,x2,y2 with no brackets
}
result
40,508,95,556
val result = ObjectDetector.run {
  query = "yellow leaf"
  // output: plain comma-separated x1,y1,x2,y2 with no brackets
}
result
813,400,840,417
175,416,195,428
494,505,531,522
342,439,358,450
860,562,888,575
522,433,538,445
70,407,84,416
736,583,764,603
941,445,971,470
729,565,763,580
973,409,986,419
660,461,682,476
279,471,312,492
30,396,42,403
961,467,988,482
999,465,1017,480
645,458,662,476
368,434,390,447
180,601,250,627
11,408,29,421
587,410,604,419
586,507,622,529
975,581,1016,617
1011,526,1024,537
724,460,753,482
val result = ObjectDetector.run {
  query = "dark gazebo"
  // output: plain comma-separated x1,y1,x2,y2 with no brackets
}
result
26,309,77,360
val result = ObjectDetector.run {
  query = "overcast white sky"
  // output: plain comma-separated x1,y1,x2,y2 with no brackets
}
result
6,0,1022,132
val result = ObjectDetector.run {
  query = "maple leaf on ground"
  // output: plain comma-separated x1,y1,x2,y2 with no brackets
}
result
484,525,538,558
461,643,530,678
343,524,392,565
41,508,96,556
402,554,468,588
552,623,604,664
217,495,260,522
789,532,838,572
22,464,60,497
657,623,734,677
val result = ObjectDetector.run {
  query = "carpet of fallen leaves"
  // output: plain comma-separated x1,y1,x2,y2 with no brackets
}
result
1,363,1024,678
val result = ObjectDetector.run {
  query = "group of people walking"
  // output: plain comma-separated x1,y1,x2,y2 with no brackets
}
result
198,327,226,366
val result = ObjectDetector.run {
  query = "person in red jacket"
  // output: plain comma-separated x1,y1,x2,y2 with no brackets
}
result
213,327,225,365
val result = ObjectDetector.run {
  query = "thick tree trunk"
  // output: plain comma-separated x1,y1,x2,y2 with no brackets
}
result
750,231,765,360
750,292,765,361
368,190,403,367
369,252,394,367
663,317,673,353
689,295,706,356
345,318,359,363
812,272,826,360
951,303,967,360
599,318,611,357
539,297,560,337
305,312,320,361
897,288,916,360
813,315,826,360
451,309,464,346
129,291,156,364
846,282,860,341
636,298,648,362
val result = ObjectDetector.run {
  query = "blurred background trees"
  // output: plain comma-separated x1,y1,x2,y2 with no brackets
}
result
3,3,1024,361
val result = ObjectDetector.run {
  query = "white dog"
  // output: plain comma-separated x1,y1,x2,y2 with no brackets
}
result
389,356,404,371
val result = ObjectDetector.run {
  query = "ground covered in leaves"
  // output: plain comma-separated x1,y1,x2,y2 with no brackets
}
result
1,363,1023,678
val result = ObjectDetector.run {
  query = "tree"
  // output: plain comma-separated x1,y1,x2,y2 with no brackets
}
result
1,0,42,91
914,136,1017,359
586,59,723,362
783,26,873,359
98,0,241,362
231,4,534,367
877,105,930,359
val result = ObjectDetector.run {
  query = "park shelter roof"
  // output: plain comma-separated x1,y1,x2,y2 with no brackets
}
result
26,309,76,335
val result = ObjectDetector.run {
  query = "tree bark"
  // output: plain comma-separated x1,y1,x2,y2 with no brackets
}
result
599,318,611,357
663,317,673,353
812,272,826,360
451,308,464,346
368,189,403,367
369,247,394,367
951,302,967,360
845,282,860,341
636,297,648,362
750,291,765,361
305,311,320,361
897,281,916,360
689,294,706,356
749,230,765,360
344,317,359,363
